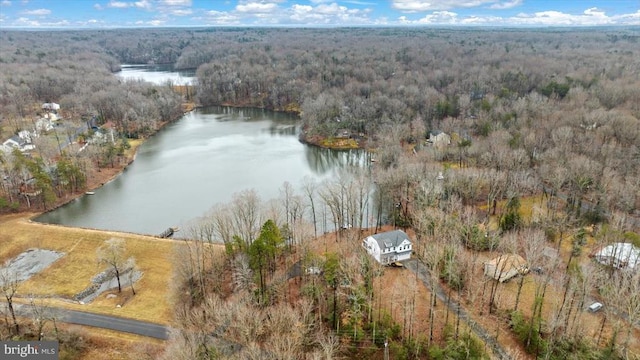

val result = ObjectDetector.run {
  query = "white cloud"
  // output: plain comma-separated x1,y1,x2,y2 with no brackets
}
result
148,19,165,26
392,0,495,12
509,8,614,26
416,10,459,24
614,10,640,25
21,8,51,15
1,1,11,7
346,0,376,4
287,2,372,24
13,16,70,27
171,9,192,15
94,3,103,10
395,7,640,26
161,0,191,5
460,15,502,24
192,10,241,25
236,2,279,13
108,1,130,8
316,3,347,15
107,0,151,10
489,0,521,10
135,0,152,10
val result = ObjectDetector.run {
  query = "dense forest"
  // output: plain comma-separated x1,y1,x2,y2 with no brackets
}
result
1,27,639,359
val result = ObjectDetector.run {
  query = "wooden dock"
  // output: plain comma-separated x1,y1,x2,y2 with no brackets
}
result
158,227,179,238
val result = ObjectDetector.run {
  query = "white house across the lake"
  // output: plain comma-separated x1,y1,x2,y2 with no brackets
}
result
362,230,412,265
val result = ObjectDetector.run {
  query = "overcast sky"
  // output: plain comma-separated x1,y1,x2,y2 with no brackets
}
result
0,0,639,28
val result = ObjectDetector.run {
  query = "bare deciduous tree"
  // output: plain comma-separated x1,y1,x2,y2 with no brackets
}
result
0,268,20,335
96,238,128,293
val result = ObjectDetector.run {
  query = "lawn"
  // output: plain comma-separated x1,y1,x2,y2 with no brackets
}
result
0,213,182,324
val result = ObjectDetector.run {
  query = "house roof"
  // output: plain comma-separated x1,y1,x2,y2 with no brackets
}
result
485,254,526,268
42,102,60,110
485,254,527,282
5,135,25,146
594,242,640,270
370,230,410,249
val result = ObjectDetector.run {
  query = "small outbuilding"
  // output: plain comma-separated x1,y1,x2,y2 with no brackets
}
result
362,230,412,265
427,130,451,146
484,254,528,282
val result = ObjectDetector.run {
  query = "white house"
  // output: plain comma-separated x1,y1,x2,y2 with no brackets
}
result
42,102,60,112
2,135,35,153
362,230,412,265
593,242,640,271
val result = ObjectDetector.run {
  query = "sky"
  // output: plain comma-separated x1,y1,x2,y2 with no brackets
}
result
0,0,638,28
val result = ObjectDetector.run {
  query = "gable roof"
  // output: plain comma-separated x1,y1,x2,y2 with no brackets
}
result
4,135,25,147
484,254,527,282
370,230,410,249
485,254,526,268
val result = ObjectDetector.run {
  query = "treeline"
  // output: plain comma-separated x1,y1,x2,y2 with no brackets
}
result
58,26,637,220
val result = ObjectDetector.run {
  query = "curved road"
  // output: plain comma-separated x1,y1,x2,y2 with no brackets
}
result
13,304,169,340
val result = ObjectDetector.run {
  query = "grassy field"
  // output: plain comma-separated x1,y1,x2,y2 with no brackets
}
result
0,213,183,324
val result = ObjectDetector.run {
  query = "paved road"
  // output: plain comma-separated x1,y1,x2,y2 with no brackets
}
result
404,259,511,360
12,304,169,340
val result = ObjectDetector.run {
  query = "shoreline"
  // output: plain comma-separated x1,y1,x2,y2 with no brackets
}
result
25,105,197,221
19,102,366,224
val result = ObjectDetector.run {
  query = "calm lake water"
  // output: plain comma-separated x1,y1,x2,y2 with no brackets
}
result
36,66,365,235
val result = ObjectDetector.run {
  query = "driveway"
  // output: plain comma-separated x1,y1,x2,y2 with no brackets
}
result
404,259,511,359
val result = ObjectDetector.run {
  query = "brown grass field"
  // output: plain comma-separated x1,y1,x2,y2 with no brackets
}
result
0,213,180,324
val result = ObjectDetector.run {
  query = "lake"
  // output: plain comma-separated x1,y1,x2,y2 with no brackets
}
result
36,66,365,235
115,64,195,85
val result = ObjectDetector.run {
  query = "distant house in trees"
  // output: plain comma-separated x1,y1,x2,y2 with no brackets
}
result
42,102,60,112
593,242,640,271
2,134,35,153
427,130,451,146
484,254,528,282
362,230,412,265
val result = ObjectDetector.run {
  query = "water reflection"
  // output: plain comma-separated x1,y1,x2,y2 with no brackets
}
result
305,147,368,175
116,64,196,86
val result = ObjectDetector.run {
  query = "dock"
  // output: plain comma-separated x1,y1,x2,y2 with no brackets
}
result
158,227,179,238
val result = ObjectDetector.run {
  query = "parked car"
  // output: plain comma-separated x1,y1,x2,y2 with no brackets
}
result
305,266,322,275
588,302,603,312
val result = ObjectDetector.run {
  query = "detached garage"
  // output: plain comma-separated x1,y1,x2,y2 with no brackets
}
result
484,254,528,283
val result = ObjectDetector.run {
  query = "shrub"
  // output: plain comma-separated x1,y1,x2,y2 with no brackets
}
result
510,311,547,355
